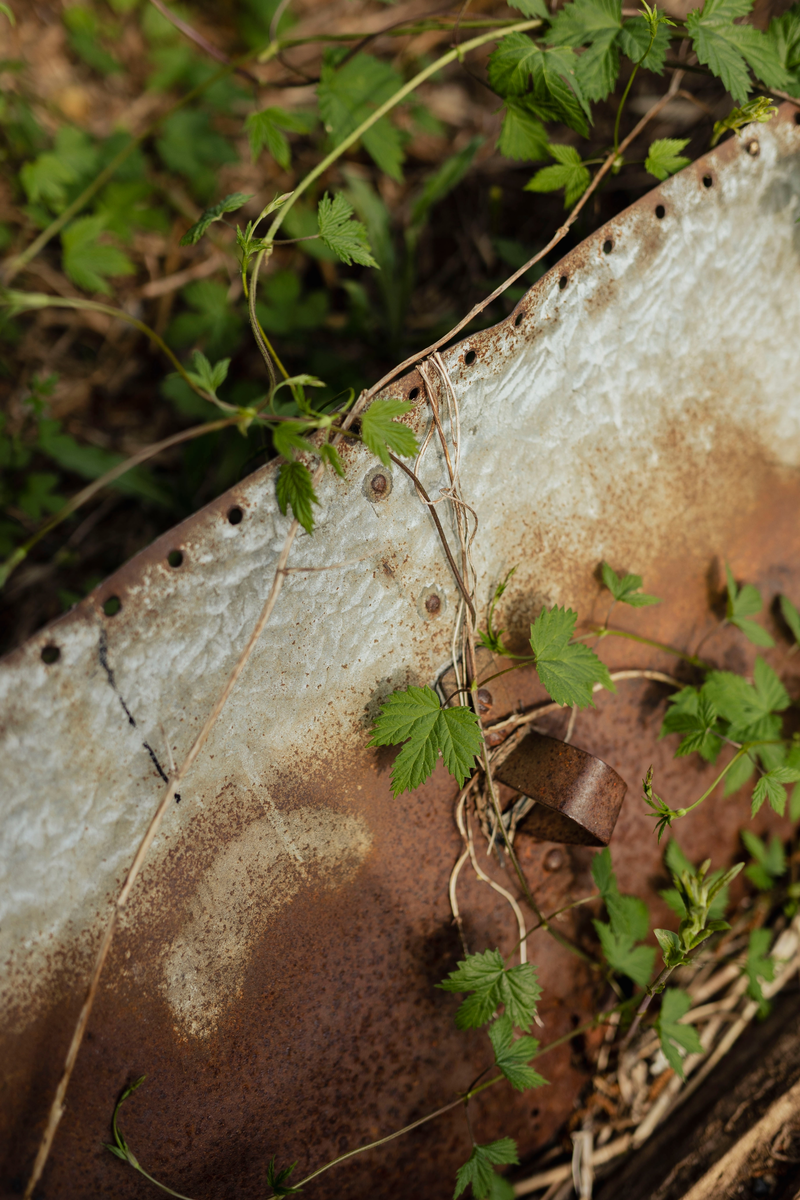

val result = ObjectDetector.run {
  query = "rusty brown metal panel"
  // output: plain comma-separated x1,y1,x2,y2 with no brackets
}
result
3,108,800,1196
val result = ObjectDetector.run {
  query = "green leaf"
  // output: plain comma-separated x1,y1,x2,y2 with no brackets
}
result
601,561,661,606
37,419,171,507
656,988,703,1078
266,1156,302,1197
273,421,312,461
410,138,483,228
360,397,418,465
497,98,550,161
0,4,16,25
594,921,656,986
743,927,775,1014
275,460,319,535
529,604,613,707
619,15,671,71
508,0,550,16
645,138,691,181
185,350,229,398
320,442,345,477
765,6,800,91
742,828,786,889
655,927,687,969
591,848,655,985
665,694,722,761
167,280,243,360
547,0,623,101
488,35,590,136
246,106,315,169
724,562,774,645
723,748,756,796
455,1139,519,1200
525,143,591,208
751,766,800,817
780,595,800,645
369,686,483,796
18,472,63,520
438,949,542,1031
316,192,379,268
687,0,790,104
61,215,135,295
20,126,98,210
711,95,779,145
488,1015,547,1092
318,50,405,180
156,110,239,201
180,192,252,247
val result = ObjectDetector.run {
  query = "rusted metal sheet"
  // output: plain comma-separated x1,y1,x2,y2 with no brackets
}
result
3,108,800,1197
495,733,627,846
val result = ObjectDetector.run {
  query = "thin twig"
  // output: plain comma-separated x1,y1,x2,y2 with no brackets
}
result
147,0,260,83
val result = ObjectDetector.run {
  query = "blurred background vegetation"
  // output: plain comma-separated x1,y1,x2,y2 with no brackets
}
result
0,0,778,654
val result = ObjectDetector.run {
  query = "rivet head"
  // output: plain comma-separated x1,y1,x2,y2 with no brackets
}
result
418,585,446,620
363,466,393,502
476,688,494,714
544,848,565,872
745,139,760,157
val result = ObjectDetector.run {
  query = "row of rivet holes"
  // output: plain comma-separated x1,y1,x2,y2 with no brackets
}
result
41,126,790,668
40,505,245,663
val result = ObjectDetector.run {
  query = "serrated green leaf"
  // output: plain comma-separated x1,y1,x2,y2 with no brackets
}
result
723,749,756,796
61,214,135,295
185,350,229,398
488,1015,547,1092
742,828,786,887
752,766,800,816
266,1156,302,1197
360,397,418,465
743,927,775,1013
318,50,405,180
780,595,800,645
455,1139,519,1200
529,604,613,706
656,988,703,1078
488,35,590,136
547,0,622,100
438,950,541,1031
246,106,315,169
320,442,345,477
601,561,661,606
180,192,252,247
275,459,319,534
687,0,790,104
497,99,550,161
765,6,800,91
619,15,670,70
525,143,591,208
594,920,656,986
645,137,691,181
508,0,550,16
369,685,482,796
273,421,311,460
317,192,379,268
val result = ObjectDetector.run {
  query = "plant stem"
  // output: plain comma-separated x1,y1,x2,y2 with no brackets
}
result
1,292,228,407
593,626,710,669
621,965,674,1048
613,23,658,155
676,746,752,818
478,732,597,967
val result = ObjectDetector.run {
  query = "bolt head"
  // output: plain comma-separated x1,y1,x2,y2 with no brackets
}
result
425,593,441,614
371,474,388,495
